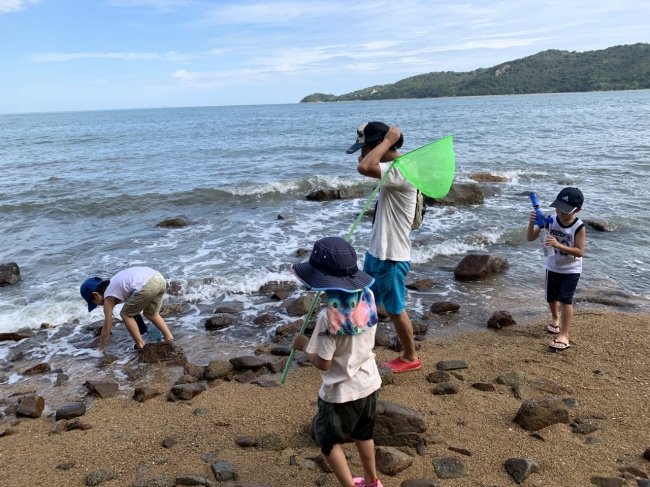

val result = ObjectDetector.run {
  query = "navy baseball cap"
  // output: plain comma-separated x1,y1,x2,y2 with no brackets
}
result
346,121,389,154
550,187,584,214
80,276,103,312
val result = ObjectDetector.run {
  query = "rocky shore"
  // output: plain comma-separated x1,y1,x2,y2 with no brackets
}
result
1,310,649,486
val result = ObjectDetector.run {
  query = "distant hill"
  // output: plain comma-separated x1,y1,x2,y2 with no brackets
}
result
300,43,650,103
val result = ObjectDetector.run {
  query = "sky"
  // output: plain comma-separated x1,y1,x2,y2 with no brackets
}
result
1,0,649,113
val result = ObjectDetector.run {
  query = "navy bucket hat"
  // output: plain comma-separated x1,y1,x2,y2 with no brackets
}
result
291,237,374,292
80,276,103,312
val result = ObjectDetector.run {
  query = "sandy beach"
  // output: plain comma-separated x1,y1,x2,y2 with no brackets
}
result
1,309,649,487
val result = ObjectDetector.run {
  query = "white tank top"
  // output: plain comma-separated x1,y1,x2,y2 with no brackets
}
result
545,215,585,274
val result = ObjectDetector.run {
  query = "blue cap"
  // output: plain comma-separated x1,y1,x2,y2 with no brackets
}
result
80,276,103,312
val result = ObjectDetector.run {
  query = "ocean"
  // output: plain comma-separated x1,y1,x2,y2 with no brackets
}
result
1,91,649,387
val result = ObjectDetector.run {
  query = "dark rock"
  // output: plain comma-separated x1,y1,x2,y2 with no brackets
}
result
56,402,86,420
175,476,217,486
637,479,650,487
505,457,539,484
168,383,207,401
590,477,625,487
644,448,650,461
487,310,516,329
66,420,93,431
375,332,392,348
306,189,363,201
40,322,55,329
256,433,287,451
376,446,413,476
295,248,310,258
211,461,238,483
215,306,238,314
411,321,428,336
432,457,466,479
253,313,277,325
268,356,288,374
270,345,292,356
156,217,189,228
315,454,333,473
162,436,177,448
184,362,207,380
235,436,257,447
205,359,234,380
472,382,495,392
584,219,614,232
230,355,268,370
51,420,69,434
167,281,182,295
56,462,75,470
379,366,394,386
270,290,290,301
143,341,186,364
16,394,45,418
159,303,184,317
619,466,648,479
85,469,117,485
429,182,484,206
454,253,509,281
374,401,428,447
275,319,304,336
400,480,438,487
133,387,160,402
23,362,51,375
234,370,257,383
277,213,296,220
448,447,472,456
8,350,24,361
315,475,327,487
427,370,452,383
406,279,437,291
205,314,236,330
259,281,296,294
436,360,468,371
563,397,580,408
131,475,170,487
429,302,460,314
529,433,545,441
175,375,199,385
84,381,119,398
469,172,509,183
287,294,318,317
98,354,118,368
0,332,29,342
0,428,18,437
433,382,459,395
572,423,599,435
0,262,20,286
496,370,525,386
193,407,209,416
514,397,570,431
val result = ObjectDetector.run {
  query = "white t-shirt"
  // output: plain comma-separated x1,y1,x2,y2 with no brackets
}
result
545,215,585,274
305,310,381,404
104,267,158,303
368,162,417,262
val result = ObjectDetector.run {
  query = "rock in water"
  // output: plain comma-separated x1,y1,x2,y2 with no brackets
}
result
487,311,516,329
0,262,20,286
454,253,509,281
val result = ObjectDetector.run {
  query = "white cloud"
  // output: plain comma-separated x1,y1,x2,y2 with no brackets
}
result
0,0,39,13
203,1,364,25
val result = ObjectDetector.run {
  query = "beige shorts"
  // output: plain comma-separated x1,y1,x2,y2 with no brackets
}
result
121,273,166,317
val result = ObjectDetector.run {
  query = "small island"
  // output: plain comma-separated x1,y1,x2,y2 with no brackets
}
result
300,43,650,103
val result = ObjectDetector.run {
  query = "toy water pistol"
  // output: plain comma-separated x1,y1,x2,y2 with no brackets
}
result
530,193,554,257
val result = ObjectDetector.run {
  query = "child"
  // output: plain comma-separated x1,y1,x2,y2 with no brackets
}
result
526,187,586,351
290,237,383,487
80,266,174,353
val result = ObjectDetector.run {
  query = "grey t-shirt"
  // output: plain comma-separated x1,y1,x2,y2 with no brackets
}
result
368,162,416,261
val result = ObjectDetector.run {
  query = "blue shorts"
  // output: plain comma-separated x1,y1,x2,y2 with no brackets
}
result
546,270,580,305
363,253,410,315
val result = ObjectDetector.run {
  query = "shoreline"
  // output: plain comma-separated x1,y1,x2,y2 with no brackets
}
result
1,310,649,486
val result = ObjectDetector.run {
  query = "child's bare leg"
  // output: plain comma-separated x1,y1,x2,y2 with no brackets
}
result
144,312,174,341
120,313,145,349
549,301,560,326
354,439,377,485
557,303,573,344
325,444,354,487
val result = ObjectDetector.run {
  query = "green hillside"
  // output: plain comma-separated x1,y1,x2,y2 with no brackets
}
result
300,43,650,103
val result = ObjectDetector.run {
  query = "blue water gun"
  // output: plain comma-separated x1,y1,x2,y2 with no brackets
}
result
529,193,553,228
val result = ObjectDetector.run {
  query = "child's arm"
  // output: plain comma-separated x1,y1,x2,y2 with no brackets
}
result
526,210,540,241
357,126,401,179
98,296,117,353
546,227,586,257
292,334,332,371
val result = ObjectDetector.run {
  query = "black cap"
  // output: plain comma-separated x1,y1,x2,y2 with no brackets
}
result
346,121,389,154
550,187,584,213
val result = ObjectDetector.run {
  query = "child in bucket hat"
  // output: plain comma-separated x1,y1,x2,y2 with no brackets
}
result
291,237,384,487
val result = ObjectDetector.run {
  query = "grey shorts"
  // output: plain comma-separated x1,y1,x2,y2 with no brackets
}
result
121,273,166,317
314,389,379,456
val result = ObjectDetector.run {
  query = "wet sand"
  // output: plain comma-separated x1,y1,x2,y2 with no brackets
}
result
1,310,649,487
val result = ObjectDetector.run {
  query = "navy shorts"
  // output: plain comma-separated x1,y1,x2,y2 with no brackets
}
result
545,270,580,305
314,390,379,456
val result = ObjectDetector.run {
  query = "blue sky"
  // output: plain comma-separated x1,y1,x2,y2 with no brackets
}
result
1,0,648,113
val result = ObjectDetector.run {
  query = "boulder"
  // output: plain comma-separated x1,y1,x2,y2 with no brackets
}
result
234,370,257,383
432,457,466,479
175,375,199,385
287,294,318,317
375,446,413,476
184,362,207,380
229,355,267,370
168,383,207,402
496,370,525,386
374,401,428,447
205,315,236,330
406,279,437,291
469,172,510,183
306,189,363,201
454,253,509,281
429,302,460,314
143,342,187,365
0,332,29,342
426,371,452,383
487,311,516,330
268,356,288,374
56,402,86,420
411,321,428,336
253,313,277,325
437,360,468,371
23,363,51,375
429,182,484,206
235,436,257,448
205,359,234,380
159,304,184,317
156,216,189,228
505,457,539,484
215,306,238,314
84,381,119,398
133,387,160,403
16,394,45,418
0,262,20,287
514,397,570,431
274,319,303,336
584,219,614,232
258,281,296,294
